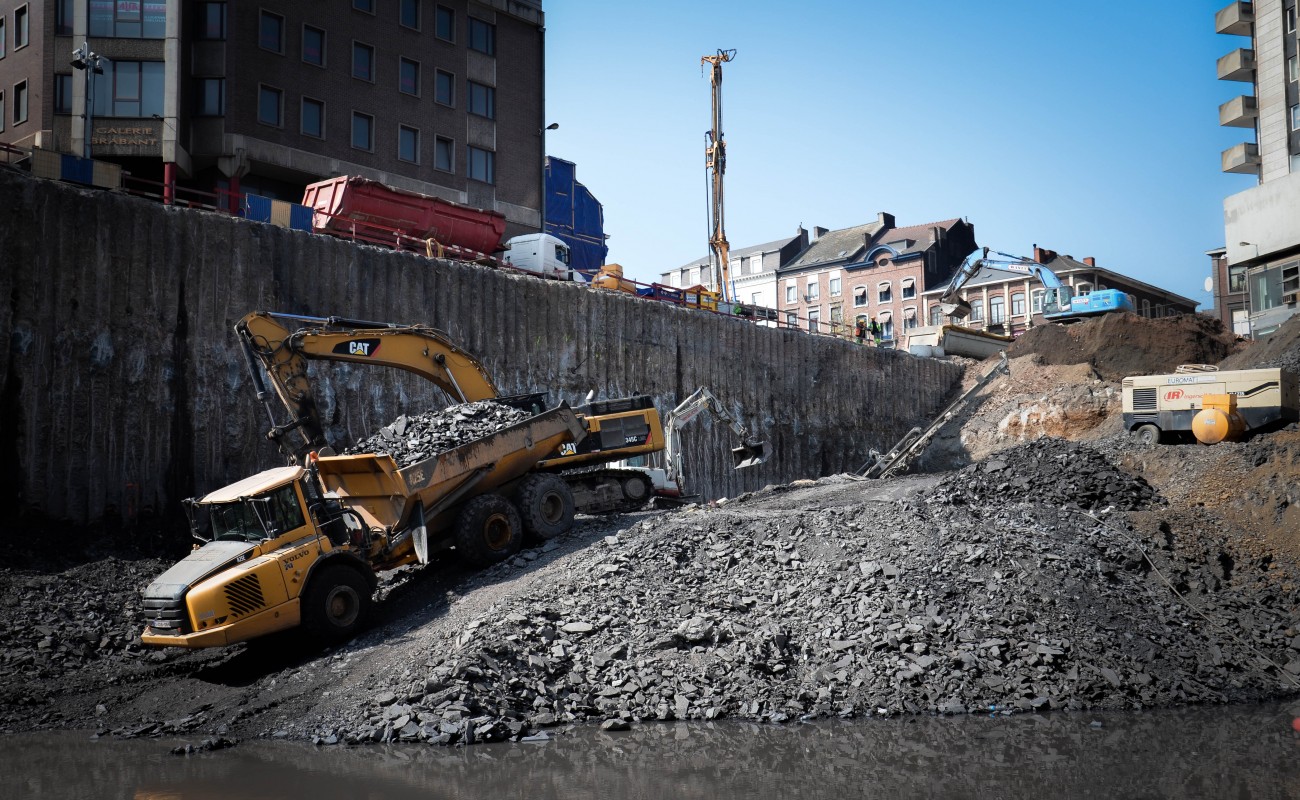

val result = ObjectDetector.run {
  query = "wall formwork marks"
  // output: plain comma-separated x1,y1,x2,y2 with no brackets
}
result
0,170,962,524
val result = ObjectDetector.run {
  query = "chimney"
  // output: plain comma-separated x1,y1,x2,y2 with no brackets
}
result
877,211,895,229
1084,257,1095,267
812,226,829,241
796,225,809,249
1033,244,1042,262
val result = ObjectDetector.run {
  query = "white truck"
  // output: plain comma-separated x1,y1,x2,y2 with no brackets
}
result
503,233,588,283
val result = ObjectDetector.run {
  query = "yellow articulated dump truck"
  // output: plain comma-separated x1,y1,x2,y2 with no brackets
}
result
141,404,586,648
1121,365,1299,445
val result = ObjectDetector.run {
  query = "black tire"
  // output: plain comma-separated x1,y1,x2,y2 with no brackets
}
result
302,564,371,644
454,494,523,567
1134,424,1162,446
621,473,652,505
516,473,575,542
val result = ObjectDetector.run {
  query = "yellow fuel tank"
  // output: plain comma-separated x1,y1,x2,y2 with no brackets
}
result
1193,393,1246,444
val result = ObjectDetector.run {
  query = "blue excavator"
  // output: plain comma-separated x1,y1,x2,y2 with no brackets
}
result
939,247,1135,323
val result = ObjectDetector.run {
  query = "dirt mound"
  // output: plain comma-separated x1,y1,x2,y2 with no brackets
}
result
1218,313,1300,374
1007,313,1239,381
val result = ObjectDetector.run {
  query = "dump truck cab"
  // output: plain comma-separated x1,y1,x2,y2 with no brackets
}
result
141,465,374,648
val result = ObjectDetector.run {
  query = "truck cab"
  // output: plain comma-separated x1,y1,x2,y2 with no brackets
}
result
503,233,584,282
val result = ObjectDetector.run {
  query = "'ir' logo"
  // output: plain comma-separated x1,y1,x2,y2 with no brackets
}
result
1164,389,1184,401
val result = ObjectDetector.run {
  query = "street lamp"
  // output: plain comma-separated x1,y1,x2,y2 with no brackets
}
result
1238,241,1258,338
70,42,104,159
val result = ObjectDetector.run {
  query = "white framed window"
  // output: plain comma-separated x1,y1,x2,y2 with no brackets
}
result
1142,298,1152,318
829,305,843,329
751,292,761,305
1076,282,1092,296
806,280,819,301
929,305,944,325
807,309,820,333
901,276,916,299
970,298,984,322
785,312,798,328
877,281,892,303
1289,5,1297,33
749,256,762,274
1011,292,1026,316
15,4,29,49
829,276,842,297
690,268,700,285
853,286,867,307
878,311,894,340
1291,104,1300,131
785,284,797,304
989,296,1006,324
903,307,918,330
1031,289,1045,313
1290,55,1298,83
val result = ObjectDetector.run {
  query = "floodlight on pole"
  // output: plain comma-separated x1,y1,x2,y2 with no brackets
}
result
71,42,104,159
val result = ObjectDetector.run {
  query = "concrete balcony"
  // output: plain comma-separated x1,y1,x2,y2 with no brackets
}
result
1217,48,1256,81
1222,141,1260,174
1219,94,1258,127
1215,1,1254,36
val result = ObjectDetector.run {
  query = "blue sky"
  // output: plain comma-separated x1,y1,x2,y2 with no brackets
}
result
543,1,1257,309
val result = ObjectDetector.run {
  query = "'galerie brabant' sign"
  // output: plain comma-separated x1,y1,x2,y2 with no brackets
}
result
91,125,160,150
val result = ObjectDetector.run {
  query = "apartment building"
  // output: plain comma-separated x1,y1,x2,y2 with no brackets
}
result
0,0,546,235
1217,1,1300,335
663,228,809,319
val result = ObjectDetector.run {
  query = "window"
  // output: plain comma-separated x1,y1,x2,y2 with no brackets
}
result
303,26,326,67
989,296,1006,324
435,70,455,106
785,312,798,328
56,0,72,35
1031,289,1045,313
690,268,699,285
0,91,4,132
468,146,494,182
259,11,284,53
1289,5,1297,32
1011,292,1026,316
806,280,819,301
1076,282,1092,296
0,18,5,59
353,42,375,81
55,75,72,114
1141,298,1151,318
14,4,27,48
1290,55,1298,83
13,80,26,124
1292,104,1300,131
468,81,495,118
352,112,374,150
398,125,419,163
92,61,165,117
436,5,455,40
786,285,797,304
752,292,762,305
749,256,762,274
400,0,420,29
400,58,420,95
901,277,916,299
830,305,843,330
195,2,225,40
853,286,867,307
929,305,944,326
435,136,454,171
881,319,894,340
878,282,892,303
354,0,374,12
258,85,282,126
89,0,166,38
301,97,324,137
829,277,842,297
807,309,820,333
195,78,224,116
903,308,918,331
468,17,495,55
970,298,984,322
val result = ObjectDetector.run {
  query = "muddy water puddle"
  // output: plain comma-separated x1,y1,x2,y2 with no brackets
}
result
6,703,1299,800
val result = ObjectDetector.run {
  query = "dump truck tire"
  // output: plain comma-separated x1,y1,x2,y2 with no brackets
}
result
303,564,371,643
1134,424,1162,446
516,473,575,542
455,494,523,567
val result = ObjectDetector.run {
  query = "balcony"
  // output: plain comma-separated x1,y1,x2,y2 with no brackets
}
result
1217,48,1255,81
1222,141,1261,174
1219,94,1258,127
1215,1,1254,36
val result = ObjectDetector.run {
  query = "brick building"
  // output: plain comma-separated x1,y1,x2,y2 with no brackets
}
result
776,213,977,342
0,0,546,236
1206,245,1250,335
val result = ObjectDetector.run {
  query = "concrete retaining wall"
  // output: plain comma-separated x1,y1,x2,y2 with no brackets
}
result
0,169,962,526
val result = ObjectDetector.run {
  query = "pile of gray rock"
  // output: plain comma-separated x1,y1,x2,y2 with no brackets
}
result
346,401,532,467
308,438,1299,745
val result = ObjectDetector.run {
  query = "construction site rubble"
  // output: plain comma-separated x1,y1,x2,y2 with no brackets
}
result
345,401,532,467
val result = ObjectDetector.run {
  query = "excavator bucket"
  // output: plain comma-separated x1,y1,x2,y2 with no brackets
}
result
940,299,973,319
731,441,767,469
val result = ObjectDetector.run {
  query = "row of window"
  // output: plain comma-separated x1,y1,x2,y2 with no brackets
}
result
254,7,494,55
253,86,493,181
784,279,917,306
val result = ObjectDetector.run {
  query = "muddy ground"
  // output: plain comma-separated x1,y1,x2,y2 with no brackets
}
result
2,312,1298,747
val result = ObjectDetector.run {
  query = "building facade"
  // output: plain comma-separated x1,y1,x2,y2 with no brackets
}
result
0,0,546,236
929,247,1200,337
776,213,977,342
1217,0,1300,335
663,228,809,321
1206,245,1251,335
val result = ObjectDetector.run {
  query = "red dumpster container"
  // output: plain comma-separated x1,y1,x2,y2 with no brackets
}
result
302,176,507,254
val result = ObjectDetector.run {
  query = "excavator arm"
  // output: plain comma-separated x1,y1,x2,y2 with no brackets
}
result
939,248,1067,319
237,311,501,461
660,388,766,493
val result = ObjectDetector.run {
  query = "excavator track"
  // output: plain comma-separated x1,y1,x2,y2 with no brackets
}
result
557,468,654,515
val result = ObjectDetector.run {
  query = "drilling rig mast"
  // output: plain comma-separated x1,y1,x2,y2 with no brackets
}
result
702,48,736,303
